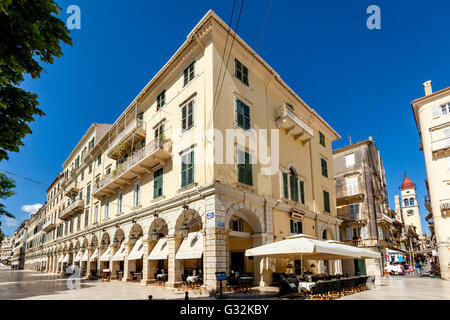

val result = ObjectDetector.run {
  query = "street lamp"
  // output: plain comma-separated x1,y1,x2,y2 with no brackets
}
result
89,241,95,249
113,237,120,247
130,234,137,245
181,223,189,238
151,229,159,242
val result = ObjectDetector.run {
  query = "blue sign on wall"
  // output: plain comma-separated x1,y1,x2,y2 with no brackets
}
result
206,212,214,219
217,221,225,227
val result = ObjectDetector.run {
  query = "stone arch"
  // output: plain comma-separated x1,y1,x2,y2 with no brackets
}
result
148,217,169,239
174,209,203,235
225,201,264,234
318,224,335,241
100,231,110,247
286,161,300,175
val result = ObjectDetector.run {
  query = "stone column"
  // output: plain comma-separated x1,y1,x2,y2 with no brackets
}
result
121,242,129,282
109,245,116,279
437,242,449,280
167,235,183,287
141,240,150,284
204,227,228,293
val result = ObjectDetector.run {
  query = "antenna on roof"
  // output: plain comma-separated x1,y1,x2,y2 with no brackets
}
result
347,134,352,145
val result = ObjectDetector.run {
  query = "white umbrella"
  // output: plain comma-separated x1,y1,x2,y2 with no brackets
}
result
245,234,380,260
325,240,380,259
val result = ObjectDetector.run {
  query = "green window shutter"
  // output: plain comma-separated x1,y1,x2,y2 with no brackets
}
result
282,173,289,198
321,159,328,177
323,191,330,213
319,132,326,147
300,180,305,204
236,99,250,130
182,105,187,130
237,150,252,186
153,168,163,198
290,220,294,234
297,221,303,234
181,151,194,187
290,175,298,202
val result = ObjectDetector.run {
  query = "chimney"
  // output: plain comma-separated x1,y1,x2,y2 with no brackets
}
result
423,80,433,96
368,136,373,142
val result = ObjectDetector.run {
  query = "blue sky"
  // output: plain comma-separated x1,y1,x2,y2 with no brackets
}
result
1,0,449,235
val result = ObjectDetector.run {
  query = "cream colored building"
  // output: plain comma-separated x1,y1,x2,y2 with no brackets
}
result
411,81,450,280
1,236,13,264
21,10,344,292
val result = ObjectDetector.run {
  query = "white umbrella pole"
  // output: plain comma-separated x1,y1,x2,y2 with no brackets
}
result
301,254,303,277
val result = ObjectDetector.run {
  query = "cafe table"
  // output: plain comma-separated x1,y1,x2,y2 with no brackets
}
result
239,277,254,293
298,281,317,293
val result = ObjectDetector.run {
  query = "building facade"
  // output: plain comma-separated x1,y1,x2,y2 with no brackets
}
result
10,221,28,269
333,137,402,276
18,10,344,292
411,81,450,280
0,236,13,264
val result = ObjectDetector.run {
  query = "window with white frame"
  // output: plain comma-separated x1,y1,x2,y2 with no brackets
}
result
117,192,123,213
104,199,109,219
349,202,360,220
183,61,195,86
133,183,141,207
346,176,359,196
345,153,355,167
231,218,244,232
94,205,98,224
181,99,194,131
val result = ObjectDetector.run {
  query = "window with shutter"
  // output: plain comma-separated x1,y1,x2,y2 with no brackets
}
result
346,227,351,240
236,98,250,130
181,149,195,187
432,106,441,119
282,173,289,199
299,180,305,204
323,190,330,213
290,174,299,202
237,149,252,186
321,158,328,177
345,153,355,167
153,168,163,198
181,100,194,131
183,61,195,86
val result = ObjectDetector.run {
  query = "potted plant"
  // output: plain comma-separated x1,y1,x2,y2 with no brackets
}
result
115,142,129,158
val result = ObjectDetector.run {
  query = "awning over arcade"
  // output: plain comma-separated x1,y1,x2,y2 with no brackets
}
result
80,250,89,262
148,238,169,260
128,238,144,261
175,232,203,260
74,250,83,262
112,242,127,261
100,247,112,262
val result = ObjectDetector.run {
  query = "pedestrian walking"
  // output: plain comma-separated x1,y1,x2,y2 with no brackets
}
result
415,261,422,276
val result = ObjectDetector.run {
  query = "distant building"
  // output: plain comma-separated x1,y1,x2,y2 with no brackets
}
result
333,137,402,276
11,221,29,269
411,81,450,280
0,236,14,264
398,174,423,236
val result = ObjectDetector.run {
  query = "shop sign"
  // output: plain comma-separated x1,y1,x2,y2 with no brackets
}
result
291,208,305,221
206,212,214,219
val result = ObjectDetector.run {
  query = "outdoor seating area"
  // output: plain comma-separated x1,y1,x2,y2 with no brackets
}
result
277,275,375,300
226,272,254,293
154,272,168,286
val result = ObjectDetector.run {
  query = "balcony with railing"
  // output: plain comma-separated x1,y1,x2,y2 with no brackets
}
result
65,180,80,197
93,138,172,199
59,199,84,220
275,103,314,142
42,220,56,232
106,118,146,160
